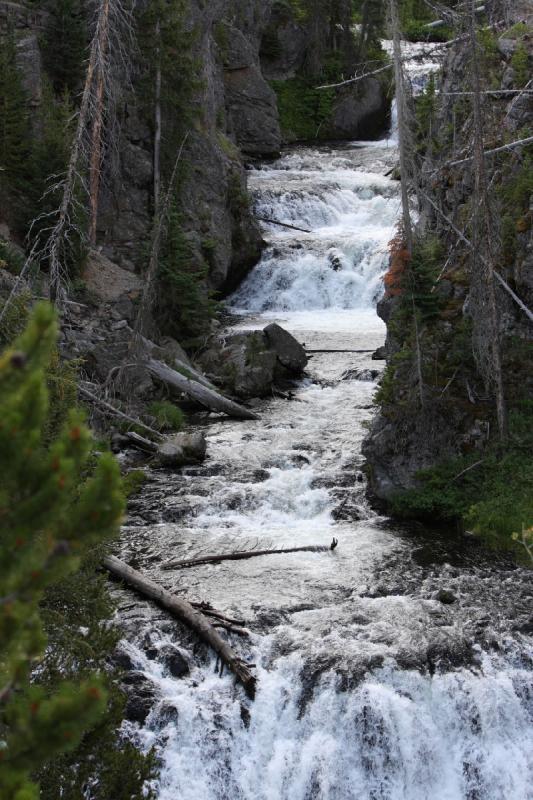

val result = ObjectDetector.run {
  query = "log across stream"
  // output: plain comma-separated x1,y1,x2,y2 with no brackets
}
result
113,137,533,800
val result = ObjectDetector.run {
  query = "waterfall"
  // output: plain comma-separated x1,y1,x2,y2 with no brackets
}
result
118,71,533,800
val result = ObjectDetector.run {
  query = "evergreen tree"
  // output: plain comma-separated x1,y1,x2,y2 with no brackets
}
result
0,303,124,800
0,30,32,230
42,0,87,94
157,199,214,344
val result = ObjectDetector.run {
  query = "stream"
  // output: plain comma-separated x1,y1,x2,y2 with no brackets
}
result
115,111,533,798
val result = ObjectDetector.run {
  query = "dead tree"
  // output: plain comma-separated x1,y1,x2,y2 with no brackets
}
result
467,0,507,439
162,539,339,570
104,555,256,697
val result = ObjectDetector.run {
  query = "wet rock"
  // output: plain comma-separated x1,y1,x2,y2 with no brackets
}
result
112,646,135,671
341,368,380,381
435,588,457,605
121,672,158,724
159,645,190,678
156,433,207,468
264,322,308,373
371,345,387,361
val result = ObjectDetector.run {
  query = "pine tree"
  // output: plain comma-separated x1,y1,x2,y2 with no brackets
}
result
157,200,214,344
0,30,32,230
42,0,87,94
0,302,124,800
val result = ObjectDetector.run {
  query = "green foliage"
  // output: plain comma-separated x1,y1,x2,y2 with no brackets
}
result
148,400,185,432
391,400,533,550
0,303,125,800
41,0,87,94
0,240,25,275
407,235,443,320
137,0,198,185
415,74,438,151
0,30,33,231
122,469,148,497
157,200,216,345
273,76,336,141
36,549,157,800
511,43,529,89
502,22,532,39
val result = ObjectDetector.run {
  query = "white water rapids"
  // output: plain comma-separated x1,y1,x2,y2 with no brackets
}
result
116,127,533,798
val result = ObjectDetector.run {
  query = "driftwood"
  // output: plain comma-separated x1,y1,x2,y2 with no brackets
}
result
162,538,339,570
78,385,163,440
148,359,259,421
104,555,256,697
305,349,374,354
256,216,312,234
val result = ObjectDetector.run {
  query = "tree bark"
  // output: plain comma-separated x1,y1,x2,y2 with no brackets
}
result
162,539,339,570
89,0,110,245
147,358,260,421
103,555,257,697
153,18,162,212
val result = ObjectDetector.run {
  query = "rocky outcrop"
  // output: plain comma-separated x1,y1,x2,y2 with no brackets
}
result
329,78,390,141
364,27,533,504
198,324,308,399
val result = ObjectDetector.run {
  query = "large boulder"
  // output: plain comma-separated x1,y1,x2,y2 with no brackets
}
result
156,432,207,468
198,324,307,399
264,322,308,372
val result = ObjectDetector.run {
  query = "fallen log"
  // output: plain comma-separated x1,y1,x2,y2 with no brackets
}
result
256,216,312,234
162,538,339,570
147,359,260,421
104,555,256,698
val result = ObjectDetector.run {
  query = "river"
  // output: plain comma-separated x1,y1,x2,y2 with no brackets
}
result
115,117,533,799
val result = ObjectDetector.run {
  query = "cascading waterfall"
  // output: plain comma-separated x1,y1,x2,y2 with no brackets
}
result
118,66,533,800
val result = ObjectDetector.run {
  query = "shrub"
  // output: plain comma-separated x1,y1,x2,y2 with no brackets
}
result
148,400,185,431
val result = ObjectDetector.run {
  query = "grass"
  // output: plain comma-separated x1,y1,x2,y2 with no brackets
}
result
390,400,533,554
148,400,185,432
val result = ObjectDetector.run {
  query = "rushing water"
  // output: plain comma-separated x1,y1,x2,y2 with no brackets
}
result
116,125,533,798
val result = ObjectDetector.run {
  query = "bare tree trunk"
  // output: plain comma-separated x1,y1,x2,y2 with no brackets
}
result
468,0,507,439
389,0,413,254
89,0,110,245
147,359,260,420
104,555,256,697
162,539,339,570
153,18,162,212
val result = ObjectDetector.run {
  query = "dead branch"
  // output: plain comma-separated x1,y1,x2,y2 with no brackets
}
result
78,384,163,439
104,555,256,697
448,134,533,166
256,217,312,233
147,358,260,421
162,538,339,570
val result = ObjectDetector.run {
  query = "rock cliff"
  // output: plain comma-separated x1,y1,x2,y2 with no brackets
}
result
364,21,533,506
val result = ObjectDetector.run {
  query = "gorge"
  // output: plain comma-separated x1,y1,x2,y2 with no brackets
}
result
0,2,532,799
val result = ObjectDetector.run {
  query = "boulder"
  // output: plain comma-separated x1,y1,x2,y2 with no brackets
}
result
199,330,277,399
159,645,190,678
263,323,307,372
156,432,207,468
329,77,390,141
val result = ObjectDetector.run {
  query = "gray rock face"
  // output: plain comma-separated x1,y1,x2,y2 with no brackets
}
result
264,322,308,372
260,4,306,80
224,62,282,156
329,78,390,140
